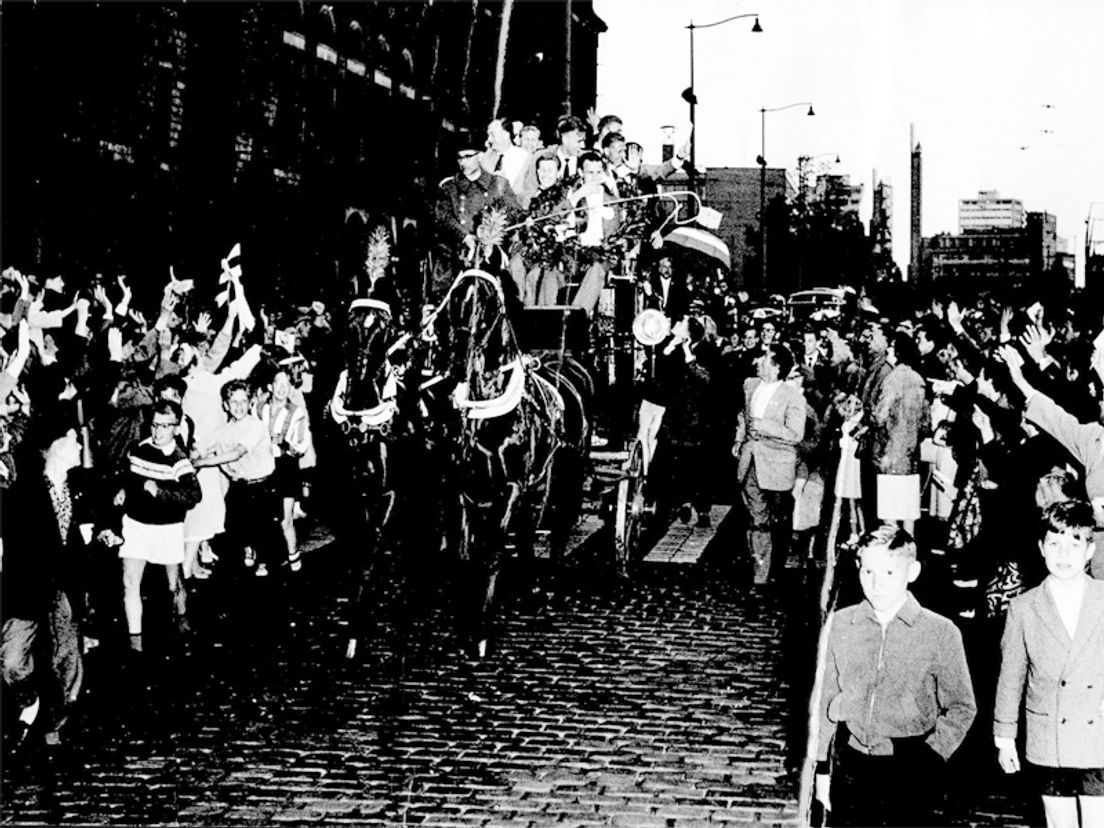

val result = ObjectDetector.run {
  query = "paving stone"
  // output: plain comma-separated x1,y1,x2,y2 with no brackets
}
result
1,517,815,827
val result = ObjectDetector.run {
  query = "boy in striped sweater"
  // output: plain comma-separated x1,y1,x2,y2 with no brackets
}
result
115,399,202,650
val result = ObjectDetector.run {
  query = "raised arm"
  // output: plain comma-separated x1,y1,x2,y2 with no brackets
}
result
202,305,237,373
1001,344,1103,468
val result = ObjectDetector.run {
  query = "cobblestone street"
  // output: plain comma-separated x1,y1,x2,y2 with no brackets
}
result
2,516,810,827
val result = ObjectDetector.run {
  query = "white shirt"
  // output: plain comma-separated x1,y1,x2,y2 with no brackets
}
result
659,276,672,305
558,150,578,180
579,192,609,247
1048,574,1087,640
750,380,782,419
498,146,530,195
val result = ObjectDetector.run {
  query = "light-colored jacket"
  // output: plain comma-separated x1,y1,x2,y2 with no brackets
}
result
872,363,930,474
994,578,1104,768
734,377,806,492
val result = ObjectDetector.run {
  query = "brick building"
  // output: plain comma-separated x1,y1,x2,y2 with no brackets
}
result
1,1,605,306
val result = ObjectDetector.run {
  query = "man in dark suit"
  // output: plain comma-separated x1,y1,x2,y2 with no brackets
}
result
733,344,806,584
794,326,833,402
641,254,691,321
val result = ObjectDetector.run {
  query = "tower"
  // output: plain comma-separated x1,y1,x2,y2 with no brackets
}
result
909,124,922,284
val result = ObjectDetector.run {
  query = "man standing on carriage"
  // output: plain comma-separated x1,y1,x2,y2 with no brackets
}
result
432,140,523,304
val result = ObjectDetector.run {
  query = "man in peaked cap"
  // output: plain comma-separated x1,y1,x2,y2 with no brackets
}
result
432,138,522,302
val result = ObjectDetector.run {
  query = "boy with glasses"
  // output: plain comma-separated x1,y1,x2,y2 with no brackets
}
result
115,399,201,650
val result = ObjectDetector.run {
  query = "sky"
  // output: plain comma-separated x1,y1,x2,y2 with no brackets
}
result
593,0,1104,284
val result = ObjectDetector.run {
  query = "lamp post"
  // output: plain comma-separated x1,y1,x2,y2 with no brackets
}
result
683,13,762,187
757,101,814,291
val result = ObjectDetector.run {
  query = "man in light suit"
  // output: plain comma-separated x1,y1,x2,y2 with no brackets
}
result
733,344,806,585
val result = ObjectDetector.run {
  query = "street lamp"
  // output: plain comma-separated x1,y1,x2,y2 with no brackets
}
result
758,101,814,290
683,12,762,185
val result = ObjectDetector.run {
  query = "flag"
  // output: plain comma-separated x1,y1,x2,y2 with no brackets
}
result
695,206,723,231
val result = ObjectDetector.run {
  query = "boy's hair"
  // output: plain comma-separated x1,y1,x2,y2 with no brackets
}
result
221,379,252,404
577,150,604,170
600,132,626,150
151,398,183,424
765,343,794,380
154,374,187,401
856,524,918,562
596,114,622,134
1038,499,1095,543
535,153,561,172
556,115,586,137
1035,468,1080,510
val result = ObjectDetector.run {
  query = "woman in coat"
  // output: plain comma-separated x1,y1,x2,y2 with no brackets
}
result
870,330,930,534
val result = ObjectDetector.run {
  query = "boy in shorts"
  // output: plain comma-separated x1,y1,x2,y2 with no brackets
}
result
995,500,1104,828
816,524,977,826
116,399,201,650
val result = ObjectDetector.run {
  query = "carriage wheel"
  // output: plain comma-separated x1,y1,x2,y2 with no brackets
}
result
613,440,647,578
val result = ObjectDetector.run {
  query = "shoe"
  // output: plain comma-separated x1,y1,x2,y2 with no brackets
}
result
677,504,693,523
255,563,269,578
244,548,256,568
695,513,712,529
192,564,211,580
293,502,308,520
591,434,609,448
199,544,219,565
288,557,302,573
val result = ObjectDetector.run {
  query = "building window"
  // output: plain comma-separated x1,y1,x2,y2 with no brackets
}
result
283,31,306,50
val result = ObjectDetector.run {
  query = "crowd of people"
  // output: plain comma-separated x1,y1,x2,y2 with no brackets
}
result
695,296,1104,827
0,259,332,754
5,104,1104,828
431,111,695,316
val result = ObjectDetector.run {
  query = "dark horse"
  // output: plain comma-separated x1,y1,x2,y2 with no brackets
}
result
330,298,402,660
430,269,589,658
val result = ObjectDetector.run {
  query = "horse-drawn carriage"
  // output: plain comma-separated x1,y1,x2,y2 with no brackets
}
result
330,193,730,657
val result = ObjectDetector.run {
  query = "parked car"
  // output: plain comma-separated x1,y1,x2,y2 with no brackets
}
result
787,287,848,324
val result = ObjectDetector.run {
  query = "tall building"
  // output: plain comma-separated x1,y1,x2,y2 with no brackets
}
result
958,190,1025,233
909,125,922,284
870,172,893,257
810,174,863,217
697,167,789,294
